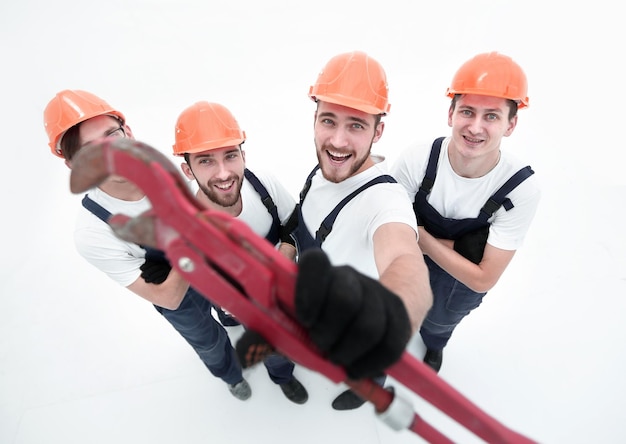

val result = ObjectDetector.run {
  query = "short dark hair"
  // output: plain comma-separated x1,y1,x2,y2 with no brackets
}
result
59,115,123,161
450,94,518,120
59,125,81,161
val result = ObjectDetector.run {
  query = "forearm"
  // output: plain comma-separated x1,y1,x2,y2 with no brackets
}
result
379,253,433,332
423,236,483,290
374,223,433,332
419,228,509,293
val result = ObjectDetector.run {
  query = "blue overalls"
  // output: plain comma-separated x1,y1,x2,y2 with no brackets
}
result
81,167,295,386
415,137,534,350
290,165,396,386
291,165,397,251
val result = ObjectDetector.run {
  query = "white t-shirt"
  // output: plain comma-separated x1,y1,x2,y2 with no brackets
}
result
74,187,151,287
300,158,418,279
390,137,541,251
75,169,296,288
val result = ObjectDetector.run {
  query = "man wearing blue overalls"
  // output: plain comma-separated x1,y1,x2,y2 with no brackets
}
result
391,52,541,373
289,51,433,410
171,101,308,404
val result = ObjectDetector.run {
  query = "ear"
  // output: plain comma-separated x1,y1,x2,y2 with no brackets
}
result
504,115,518,137
64,159,72,170
180,162,194,180
241,149,246,164
447,105,454,127
372,121,384,143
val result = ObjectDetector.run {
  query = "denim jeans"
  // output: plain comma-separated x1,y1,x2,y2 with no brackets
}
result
419,256,487,350
263,353,295,385
155,287,295,385
154,287,243,385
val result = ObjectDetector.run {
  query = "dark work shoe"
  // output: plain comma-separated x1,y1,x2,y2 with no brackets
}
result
331,389,365,411
279,377,308,404
423,348,443,373
216,307,241,327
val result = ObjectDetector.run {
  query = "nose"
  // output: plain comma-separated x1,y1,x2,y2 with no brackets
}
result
468,116,482,134
214,160,231,179
329,127,349,148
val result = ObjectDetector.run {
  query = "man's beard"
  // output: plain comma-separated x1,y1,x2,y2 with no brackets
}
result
198,175,243,208
317,142,372,183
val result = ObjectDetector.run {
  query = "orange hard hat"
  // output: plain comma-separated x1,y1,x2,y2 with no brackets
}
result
44,89,126,158
446,52,529,109
173,101,246,156
308,51,391,115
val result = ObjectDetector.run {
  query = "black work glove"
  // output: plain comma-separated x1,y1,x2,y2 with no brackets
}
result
140,257,172,284
453,225,489,264
235,329,276,369
294,249,412,380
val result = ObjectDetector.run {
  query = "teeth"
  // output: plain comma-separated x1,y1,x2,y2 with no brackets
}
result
216,182,233,190
328,150,349,158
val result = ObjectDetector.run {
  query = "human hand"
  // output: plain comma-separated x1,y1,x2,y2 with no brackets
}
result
295,249,412,379
140,257,172,284
235,330,276,368
454,225,489,264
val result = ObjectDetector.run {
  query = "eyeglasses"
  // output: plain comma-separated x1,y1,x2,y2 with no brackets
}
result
80,125,126,149
104,125,126,139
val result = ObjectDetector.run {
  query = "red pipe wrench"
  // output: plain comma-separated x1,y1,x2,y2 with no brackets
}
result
69,138,535,443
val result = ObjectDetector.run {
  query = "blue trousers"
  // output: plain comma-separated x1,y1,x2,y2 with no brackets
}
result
155,287,295,385
419,256,486,351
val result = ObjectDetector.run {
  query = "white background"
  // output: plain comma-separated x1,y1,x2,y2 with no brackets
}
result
1,1,625,443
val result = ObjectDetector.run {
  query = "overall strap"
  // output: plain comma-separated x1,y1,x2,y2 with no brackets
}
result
82,195,111,222
244,168,280,244
480,165,535,217
244,169,280,224
418,137,445,196
298,165,320,204
284,165,321,243
316,174,397,244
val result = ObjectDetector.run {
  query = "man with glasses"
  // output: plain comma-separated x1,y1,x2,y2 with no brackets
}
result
43,90,253,401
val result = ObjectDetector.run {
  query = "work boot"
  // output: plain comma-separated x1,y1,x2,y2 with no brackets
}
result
279,377,308,404
423,348,443,373
228,379,251,401
331,389,365,410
